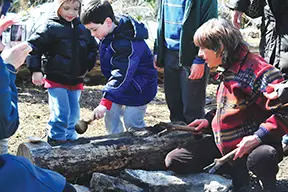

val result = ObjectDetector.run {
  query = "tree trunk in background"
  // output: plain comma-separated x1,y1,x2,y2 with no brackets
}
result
17,129,202,182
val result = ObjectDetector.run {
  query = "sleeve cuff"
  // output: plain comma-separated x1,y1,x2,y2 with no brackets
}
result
254,126,269,140
5,64,17,75
100,98,112,110
193,57,205,64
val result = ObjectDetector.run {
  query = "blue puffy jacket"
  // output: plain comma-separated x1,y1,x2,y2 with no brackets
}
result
0,57,19,140
100,15,158,106
0,154,66,192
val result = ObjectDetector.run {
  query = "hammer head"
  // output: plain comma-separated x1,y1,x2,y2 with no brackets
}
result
75,120,89,134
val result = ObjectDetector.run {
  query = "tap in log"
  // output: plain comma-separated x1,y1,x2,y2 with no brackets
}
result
17,124,208,182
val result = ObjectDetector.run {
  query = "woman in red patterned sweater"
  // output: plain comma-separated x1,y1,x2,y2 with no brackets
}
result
165,18,288,192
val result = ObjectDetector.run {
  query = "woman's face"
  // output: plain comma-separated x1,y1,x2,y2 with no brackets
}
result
198,47,222,69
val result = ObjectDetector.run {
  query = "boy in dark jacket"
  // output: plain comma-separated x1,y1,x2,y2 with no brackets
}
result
27,0,98,144
80,0,157,134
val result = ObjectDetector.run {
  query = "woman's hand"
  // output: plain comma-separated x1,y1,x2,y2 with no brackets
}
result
233,135,261,160
189,63,205,80
188,119,209,134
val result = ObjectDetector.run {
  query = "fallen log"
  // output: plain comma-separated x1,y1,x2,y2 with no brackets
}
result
17,126,207,182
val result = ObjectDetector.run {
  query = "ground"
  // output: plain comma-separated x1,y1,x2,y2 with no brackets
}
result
9,72,288,191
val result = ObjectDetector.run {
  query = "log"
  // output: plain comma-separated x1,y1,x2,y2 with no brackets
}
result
17,126,206,182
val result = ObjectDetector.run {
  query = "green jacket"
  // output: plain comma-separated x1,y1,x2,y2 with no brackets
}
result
154,0,218,67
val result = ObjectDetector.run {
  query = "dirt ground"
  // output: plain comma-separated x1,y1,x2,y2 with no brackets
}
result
10,73,288,191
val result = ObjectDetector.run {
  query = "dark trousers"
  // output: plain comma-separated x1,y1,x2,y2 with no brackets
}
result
165,135,283,190
163,49,209,124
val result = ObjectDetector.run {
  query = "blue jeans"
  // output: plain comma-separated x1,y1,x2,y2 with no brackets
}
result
0,138,8,154
104,103,147,134
47,88,81,141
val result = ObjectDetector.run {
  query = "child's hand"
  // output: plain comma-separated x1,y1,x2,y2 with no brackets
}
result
32,72,44,86
93,105,107,120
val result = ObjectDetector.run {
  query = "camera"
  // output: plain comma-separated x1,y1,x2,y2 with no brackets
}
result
10,24,26,42
2,24,27,45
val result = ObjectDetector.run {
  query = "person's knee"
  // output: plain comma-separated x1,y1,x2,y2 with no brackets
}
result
247,145,278,176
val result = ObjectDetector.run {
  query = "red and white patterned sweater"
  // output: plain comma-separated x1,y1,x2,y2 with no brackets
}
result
211,49,288,155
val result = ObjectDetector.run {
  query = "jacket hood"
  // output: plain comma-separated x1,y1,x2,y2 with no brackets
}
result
48,11,81,26
113,15,148,40
54,0,82,16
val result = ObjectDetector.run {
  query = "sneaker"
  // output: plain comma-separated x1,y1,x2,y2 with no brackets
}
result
47,137,67,146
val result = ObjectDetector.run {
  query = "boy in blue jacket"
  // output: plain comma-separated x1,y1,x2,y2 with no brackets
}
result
80,0,158,134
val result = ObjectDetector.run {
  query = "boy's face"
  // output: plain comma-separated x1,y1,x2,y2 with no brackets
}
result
58,1,80,22
84,18,113,40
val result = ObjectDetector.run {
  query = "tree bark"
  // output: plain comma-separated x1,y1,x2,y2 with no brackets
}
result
17,128,203,182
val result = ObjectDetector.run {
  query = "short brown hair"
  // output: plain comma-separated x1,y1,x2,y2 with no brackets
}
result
80,0,115,25
194,18,248,68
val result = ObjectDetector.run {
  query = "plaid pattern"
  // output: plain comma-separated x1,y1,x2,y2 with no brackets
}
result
211,49,287,154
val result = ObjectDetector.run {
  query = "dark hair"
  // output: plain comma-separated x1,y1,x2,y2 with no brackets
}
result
80,0,115,24
194,18,248,69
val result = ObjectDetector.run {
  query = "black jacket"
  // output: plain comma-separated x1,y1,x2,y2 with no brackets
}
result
227,0,288,78
27,15,98,85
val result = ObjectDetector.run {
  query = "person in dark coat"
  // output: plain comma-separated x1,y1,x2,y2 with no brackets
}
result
27,0,98,144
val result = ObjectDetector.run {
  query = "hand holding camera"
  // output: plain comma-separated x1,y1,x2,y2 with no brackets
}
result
0,16,31,69
1,42,32,69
